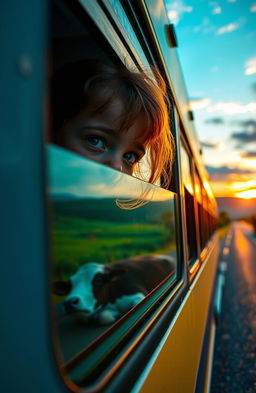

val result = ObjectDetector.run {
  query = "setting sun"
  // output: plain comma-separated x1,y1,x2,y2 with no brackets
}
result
211,179,256,198
235,190,256,199
230,180,256,191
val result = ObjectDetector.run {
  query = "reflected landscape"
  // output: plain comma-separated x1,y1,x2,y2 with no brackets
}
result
47,145,177,366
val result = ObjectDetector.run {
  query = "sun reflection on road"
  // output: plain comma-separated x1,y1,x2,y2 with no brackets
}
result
223,247,230,256
234,223,256,296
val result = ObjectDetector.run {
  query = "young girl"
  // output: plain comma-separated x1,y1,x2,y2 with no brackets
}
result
50,61,174,189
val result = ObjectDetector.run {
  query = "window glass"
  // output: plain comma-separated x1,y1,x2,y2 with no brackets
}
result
48,145,177,378
180,145,198,262
48,1,177,385
194,172,202,204
201,186,208,247
180,146,194,195
195,171,204,251
204,192,210,242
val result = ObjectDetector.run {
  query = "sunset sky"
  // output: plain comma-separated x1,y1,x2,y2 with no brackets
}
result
165,0,256,199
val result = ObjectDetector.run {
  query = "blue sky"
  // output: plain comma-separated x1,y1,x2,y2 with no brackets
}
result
165,0,256,198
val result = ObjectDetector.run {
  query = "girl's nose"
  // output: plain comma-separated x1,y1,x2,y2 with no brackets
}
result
103,153,123,172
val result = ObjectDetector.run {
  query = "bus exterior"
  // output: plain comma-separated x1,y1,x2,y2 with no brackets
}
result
1,1,219,393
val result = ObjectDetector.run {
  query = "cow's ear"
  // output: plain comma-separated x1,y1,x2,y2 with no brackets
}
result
52,280,71,295
107,267,128,281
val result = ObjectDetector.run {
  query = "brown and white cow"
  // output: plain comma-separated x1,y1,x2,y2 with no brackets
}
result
53,254,175,325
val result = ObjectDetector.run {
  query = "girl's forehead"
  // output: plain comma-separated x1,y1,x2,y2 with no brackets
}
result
84,89,151,139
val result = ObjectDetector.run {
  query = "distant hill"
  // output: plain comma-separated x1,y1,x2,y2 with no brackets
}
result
51,193,80,201
50,195,255,220
216,197,256,219
51,197,174,224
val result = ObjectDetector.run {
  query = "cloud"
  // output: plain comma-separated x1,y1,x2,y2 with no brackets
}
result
235,189,256,199
231,119,256,145
210,66,219,72
193,17,216,34
216,22,240,35
245,57,256,76
231,130,256,143
241,151,256,159
212,6,222,14
189,99,255,115
166,0,193,25
206,165,254,181
250,5,256,12
201,140,222,149
189,97,211,110
204,117,224,124
236,119,256,129
207,165,253,174
206,101,256,114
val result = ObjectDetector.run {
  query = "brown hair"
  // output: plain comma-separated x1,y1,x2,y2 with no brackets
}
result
51,61,174,188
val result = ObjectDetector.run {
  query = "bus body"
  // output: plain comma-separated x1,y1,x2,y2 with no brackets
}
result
1,1,219,392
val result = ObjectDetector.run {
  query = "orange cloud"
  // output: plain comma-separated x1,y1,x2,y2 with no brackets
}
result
211,178,256,198
235,189,256,199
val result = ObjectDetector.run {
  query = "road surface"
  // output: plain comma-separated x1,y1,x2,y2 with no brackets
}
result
210,221,256,393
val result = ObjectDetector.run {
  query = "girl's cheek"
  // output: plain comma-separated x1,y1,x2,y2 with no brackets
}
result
58,132,87,158
122,161,135,176
63,132,89,155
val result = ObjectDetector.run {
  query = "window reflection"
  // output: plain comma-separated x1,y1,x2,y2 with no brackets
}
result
48,145,177,363
180,146,194,195
180,145,198,262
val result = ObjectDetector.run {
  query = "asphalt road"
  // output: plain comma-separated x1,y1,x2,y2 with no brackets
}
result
210,221,256,393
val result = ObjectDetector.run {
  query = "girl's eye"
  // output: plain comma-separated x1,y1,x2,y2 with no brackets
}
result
123,152,138,164
87,136,105,150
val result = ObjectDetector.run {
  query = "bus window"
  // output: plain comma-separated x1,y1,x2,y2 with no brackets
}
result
197,180,213,252
48,0,178,387
180,144,198,263
195,171,204,251
201,186,208,249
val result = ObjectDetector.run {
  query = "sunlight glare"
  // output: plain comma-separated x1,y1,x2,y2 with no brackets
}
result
243,159,256,169
235,189,256,199
230,180,256,191
203,180,214,199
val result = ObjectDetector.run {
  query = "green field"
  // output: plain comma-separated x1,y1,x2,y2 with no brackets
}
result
50,198,176,280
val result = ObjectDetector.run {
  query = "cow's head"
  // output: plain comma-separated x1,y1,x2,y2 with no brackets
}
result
52,263,127,319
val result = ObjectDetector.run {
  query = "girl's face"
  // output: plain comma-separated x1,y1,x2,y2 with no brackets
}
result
57,95,149,176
